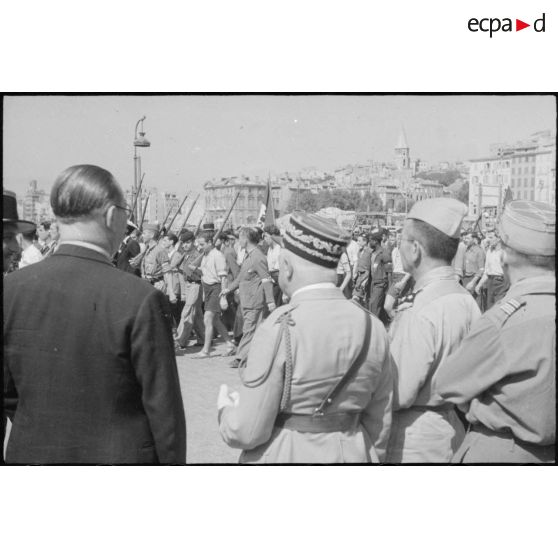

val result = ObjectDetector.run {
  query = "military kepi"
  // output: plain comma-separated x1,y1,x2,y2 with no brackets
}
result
283,211,350,268
498,200,555,256
407,197,468,238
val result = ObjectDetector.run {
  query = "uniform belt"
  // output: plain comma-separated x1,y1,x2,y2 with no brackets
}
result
185,278,201,284
487,274,503,279
274,412,361,434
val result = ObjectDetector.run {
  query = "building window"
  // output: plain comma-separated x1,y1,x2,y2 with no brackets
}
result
518,168,521,175
524,178,528,187
530,191,535,201
511,168,515,175
531,177,535,188
532,166,536,174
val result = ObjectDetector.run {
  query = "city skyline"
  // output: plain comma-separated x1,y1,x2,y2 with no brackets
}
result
3,95,556,198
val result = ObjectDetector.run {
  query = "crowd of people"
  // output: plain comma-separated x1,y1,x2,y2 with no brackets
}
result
3,163,555,464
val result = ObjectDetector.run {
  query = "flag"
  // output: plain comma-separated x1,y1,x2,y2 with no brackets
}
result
257,176,276,227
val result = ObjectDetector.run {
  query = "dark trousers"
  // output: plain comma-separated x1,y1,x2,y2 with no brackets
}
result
369,282,388,324
270,271,283,307
486,275,510,310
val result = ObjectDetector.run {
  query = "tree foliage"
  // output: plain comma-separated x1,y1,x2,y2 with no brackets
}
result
286,189,384,213
415,170,462,187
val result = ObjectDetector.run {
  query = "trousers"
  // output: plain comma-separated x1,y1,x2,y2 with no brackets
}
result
176,282,205,347
386,407,465,463
235,306,265,364
453,424,555,464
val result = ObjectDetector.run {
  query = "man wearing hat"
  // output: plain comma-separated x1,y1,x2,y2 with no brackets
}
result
433,200,555,463
114,220,141,276
386,197,481,463
3,190,36,274
217,211,394,463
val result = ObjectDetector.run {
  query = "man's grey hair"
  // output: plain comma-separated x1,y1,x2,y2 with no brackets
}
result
51,164,124,224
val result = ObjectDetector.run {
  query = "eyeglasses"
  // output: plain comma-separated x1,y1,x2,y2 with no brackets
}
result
114,204,133,219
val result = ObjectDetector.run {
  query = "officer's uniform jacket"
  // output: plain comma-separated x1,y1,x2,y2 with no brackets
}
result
227,246,274,310
433,275,555,447
218,285,394,463
386,266,481,462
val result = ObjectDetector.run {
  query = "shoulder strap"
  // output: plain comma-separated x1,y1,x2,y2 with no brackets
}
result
313,310,372,416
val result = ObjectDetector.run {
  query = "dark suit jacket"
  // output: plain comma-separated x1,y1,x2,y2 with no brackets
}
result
3,244,186,464
115,236,141,276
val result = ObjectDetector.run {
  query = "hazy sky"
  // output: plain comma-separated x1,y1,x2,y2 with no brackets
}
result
3,95,556,197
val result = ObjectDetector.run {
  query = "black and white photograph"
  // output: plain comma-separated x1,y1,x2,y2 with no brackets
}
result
3,94,555,465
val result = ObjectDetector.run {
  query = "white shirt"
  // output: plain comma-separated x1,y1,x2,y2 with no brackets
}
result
19,244,43,268
392,246,404,274
346,240,359,267
484,247,504,276
266,242,281,272
291,282,337,299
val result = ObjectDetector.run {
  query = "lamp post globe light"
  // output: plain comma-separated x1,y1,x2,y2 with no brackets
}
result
133,116,151,223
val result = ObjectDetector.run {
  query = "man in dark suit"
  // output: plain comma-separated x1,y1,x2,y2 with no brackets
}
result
114,220,141,276
3,164,187,464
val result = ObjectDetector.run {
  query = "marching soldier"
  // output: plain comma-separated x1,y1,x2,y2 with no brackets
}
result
386,197,481,463
134,222,169,292
222,227,276,368
218,212,394,463
433,200,555,463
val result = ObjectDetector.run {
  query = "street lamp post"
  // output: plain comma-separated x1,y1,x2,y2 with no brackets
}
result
133,116,151,224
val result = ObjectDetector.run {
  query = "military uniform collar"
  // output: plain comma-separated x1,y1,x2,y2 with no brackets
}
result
508,275,555,297
291,282,340,301
413,265,457,292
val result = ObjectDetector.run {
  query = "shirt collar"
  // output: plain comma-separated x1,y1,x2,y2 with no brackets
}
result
413,265,457,292
58,240,112,261
291,282,337,299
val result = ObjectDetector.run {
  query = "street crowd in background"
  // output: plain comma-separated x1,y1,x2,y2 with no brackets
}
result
3,164,556,464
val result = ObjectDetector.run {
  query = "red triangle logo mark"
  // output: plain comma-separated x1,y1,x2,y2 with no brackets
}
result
516,19,530,31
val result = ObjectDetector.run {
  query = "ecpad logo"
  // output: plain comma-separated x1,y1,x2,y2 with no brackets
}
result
468,13,546,37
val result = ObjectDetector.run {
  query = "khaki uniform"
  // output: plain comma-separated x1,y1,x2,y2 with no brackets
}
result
434,275,556,463
218,286,394,463
386,266,481,463
141,240,169,292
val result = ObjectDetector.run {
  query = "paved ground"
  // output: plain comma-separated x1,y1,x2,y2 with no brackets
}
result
176,341,242,464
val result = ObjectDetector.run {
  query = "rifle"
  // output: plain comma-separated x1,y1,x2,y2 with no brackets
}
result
166,192,189,233
194,213,205,236
130,172,145,223
178,194,200,235
139,192,151,231
159,203,176,231
213,191,240,244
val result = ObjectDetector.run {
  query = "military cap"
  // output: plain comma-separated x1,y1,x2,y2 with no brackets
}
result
3,190,36,234
142,222,159,233
407,197,467,239
283,211,350,268
498,200,555,256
